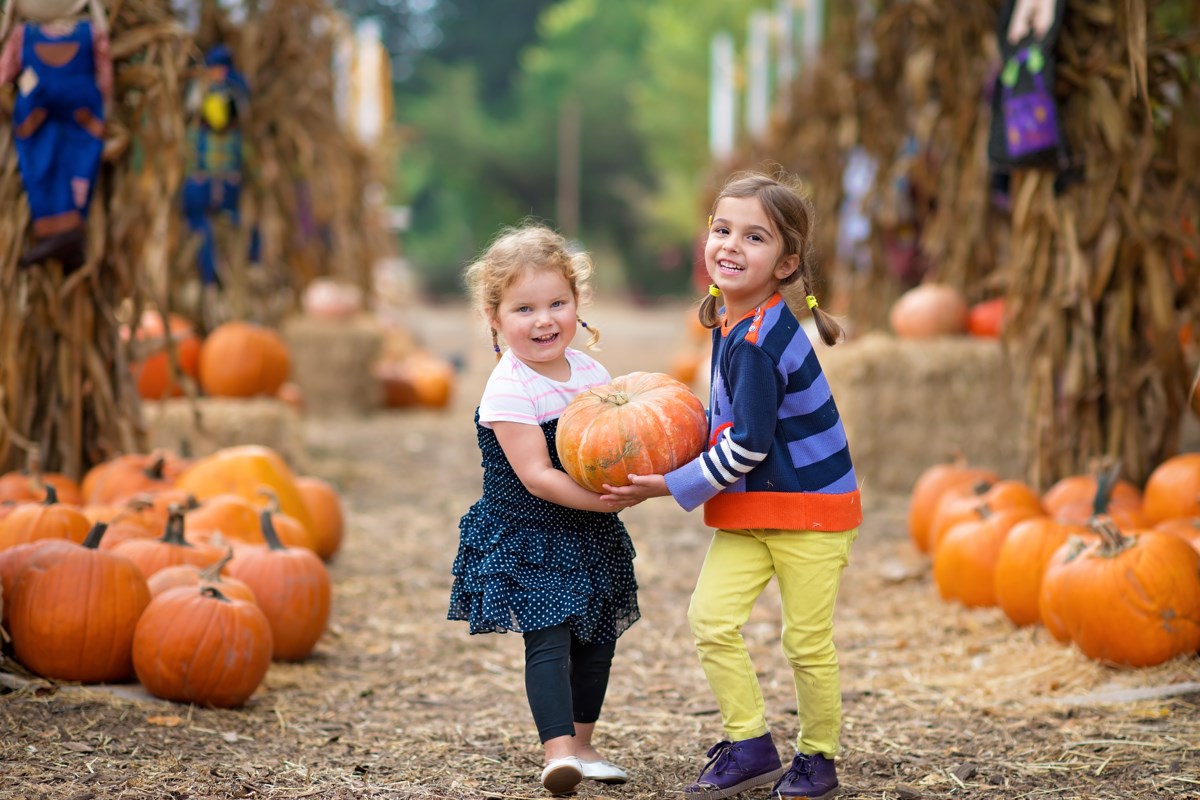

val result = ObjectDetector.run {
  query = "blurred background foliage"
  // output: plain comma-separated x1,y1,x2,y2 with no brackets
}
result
334,0,775,298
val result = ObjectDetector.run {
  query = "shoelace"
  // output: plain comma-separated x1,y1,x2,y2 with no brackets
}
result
781,754,814,783
699,740,738,777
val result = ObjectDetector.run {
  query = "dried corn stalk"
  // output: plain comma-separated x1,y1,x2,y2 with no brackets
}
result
0,0,191,477
1007,0,1200,487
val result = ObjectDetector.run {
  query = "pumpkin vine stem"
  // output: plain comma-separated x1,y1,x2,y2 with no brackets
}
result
161,505,195,547
258,510,288,551
1087,515,1135,558
1090,459,1122,517
200,548,236,582
42,484,59,505
143,454,168,481
82,522,109,549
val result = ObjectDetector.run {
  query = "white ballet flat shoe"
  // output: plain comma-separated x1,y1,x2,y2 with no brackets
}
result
580,759,629,784
541,756,583,795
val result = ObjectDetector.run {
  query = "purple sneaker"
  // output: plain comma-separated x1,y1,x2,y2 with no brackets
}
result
684,732,787,799
771,752,839,799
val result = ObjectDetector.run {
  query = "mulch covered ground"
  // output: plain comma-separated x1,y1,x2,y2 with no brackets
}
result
3,303,1198,800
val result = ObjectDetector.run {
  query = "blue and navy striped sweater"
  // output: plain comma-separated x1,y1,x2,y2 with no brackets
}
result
664,293,862,532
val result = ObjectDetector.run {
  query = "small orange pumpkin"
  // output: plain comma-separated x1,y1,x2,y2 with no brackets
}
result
1142,454,1200,525
132,585,273,708
124,310,203,400
907,458,999,554
113,506,224,579
889,284,969,339
932,505,1041,608
993,516,1091,627
147,549,257,604
555,372,708,493
0,486,92,551
226,512,332,661
295,476,345,561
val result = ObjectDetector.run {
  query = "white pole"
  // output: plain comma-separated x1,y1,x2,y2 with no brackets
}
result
802,0,825,67
709,32,736,160
775,0,796,114
746,11,771,141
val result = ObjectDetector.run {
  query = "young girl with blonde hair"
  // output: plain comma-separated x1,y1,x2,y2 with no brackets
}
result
448,223,641,795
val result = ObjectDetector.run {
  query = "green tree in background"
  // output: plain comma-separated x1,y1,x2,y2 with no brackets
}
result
341,0,776,298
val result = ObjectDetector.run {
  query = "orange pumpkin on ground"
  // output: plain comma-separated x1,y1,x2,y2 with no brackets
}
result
85,451,186,506
1038,518,1200,667
226,512,332,662
0,487,92,551
0,471,83,505
907,458,999,554
1155,517,1200,553
927,479,1044,553
133,585,273,708
932,505,1041,608
198,321,291,398
1041,463,1145,528
993,516,1092,627
375,350,455,409
147,550,257,604
295,477,345,561
124,310,202,400
112,507,224,579
8,523,151,683
1142,454,1200,524
555,372,707,493
175,445,314,538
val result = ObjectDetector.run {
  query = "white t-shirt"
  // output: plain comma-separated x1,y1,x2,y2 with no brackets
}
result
478,348,611,427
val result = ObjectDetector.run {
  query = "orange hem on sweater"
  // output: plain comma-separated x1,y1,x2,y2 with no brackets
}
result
703,490,862,532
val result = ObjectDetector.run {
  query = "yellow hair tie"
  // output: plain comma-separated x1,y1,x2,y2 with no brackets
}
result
806,294,819,310
709,284,722,297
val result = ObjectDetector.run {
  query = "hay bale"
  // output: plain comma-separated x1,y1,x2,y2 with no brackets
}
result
142,397,306,469
820,333,1023,495
281,314,384,416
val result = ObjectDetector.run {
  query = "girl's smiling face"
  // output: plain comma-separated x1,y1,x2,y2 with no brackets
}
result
490,268,578,378
705,195,798,321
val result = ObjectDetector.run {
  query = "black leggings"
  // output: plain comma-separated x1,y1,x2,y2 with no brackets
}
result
523,624,617,743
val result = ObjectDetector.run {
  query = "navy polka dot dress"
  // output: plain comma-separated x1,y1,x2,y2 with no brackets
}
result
448,412,640,643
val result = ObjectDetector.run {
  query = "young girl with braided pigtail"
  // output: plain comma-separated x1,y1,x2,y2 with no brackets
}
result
605,171,860,800
448,223,641,796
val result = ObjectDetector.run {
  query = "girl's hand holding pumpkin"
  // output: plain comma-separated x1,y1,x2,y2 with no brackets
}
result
601,474,669,503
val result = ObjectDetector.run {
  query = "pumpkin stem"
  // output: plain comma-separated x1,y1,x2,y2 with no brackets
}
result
143,454,168,481
256,486,282,514
589,388,629,406
970,479,993,496
82,521,109,549
42,484,59,505
1087,515,1135,558
161,505,194,547
200,585,232,603
259,510,288,551
1090,458,1122,517
199,548,235,582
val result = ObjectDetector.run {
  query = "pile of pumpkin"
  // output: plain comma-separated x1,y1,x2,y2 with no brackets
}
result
126,310,298,406
909,453,1200,668
0,445,343,709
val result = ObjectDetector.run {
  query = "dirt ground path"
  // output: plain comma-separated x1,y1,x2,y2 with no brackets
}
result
2,302,1198,800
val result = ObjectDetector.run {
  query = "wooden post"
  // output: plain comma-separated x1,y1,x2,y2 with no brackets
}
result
709,32,736,160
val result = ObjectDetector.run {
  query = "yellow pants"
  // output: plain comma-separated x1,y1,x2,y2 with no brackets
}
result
687,527,856,757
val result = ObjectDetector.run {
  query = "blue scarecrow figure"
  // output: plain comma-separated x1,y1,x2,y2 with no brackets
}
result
0,0,111,273
183,44,253,291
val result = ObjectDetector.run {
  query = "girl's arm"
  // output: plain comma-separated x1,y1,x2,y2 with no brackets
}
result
493,421,641,513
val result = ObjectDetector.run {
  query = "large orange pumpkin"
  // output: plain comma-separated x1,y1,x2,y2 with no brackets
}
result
8,523,151,683
198,321,291,398
175,445,315,538
555,372,707,493
133,585,272,708
1037,518,1200,667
